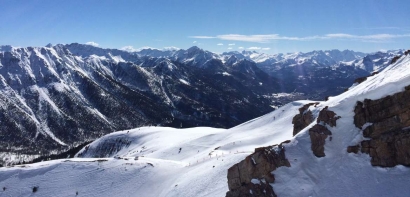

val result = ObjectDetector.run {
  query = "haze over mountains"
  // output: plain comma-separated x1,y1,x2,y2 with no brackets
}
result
0,43,404,165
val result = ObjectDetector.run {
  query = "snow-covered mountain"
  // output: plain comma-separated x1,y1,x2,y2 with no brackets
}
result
0,43,404,166
244,50,402,100
136,47,402,100
0,51,409,197
0,44,281,165
135,47,402,101
135,46,221,68
222,49,366,64
341,49,405,72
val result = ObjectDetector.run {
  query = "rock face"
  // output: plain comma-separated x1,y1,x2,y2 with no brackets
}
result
308,107,339,157
353,85,410,167
346,145,360,154
354,71,380,85
292,103,316,136
390,49,410,64
226,141,291,197
317,106,341,127
354,76,368,84
309,124,332,157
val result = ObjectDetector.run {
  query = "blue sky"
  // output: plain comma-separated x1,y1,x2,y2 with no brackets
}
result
0,0,409,54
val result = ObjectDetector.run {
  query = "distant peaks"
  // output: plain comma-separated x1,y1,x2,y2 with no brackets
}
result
187,46,202,52
0,45,13,52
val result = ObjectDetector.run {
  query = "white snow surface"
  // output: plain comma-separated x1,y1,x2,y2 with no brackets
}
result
1,54,410,196
272,54,410,196
0,100,304,197
222,72,231,76
179,79,190,85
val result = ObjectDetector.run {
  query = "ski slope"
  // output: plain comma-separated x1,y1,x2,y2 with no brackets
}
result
1,54,410,197
0,100,308,197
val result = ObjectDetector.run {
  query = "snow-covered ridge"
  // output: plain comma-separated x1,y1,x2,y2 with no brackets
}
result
0,100,309,197
0,43,282,165
0,43,403,157
222,49,367,65
2,44,401,72
0,45,14,52
341,49,405,72
1,51,409,197
270,52,410,196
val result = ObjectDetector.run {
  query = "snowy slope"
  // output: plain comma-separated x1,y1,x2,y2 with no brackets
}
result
0,43,281,165
0,100,310,197
1,51,410,197
272,53,410,196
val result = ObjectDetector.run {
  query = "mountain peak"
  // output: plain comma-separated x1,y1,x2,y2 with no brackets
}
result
0,45,13,52
186,46,202,52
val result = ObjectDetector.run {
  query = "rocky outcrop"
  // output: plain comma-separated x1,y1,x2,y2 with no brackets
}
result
308,107,339,157
390,50,409,64
317,106,340,127
390,56,401,64
226,105,340,196
354,71,380,85
353,85,410,167
390,49,409,64
226,141,291,197
292,103,316,136
354,76,368,84
360,130,410,167
346,145,360,154
309,124,332,157
354,85,410,133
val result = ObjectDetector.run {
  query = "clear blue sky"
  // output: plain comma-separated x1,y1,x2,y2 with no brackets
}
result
1,0,409,54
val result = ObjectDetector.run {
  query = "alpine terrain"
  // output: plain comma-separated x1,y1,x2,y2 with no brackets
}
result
0,49,409,196
0,44,404,166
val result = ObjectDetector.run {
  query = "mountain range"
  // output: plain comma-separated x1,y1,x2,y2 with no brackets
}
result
0,44,404,165
0,48,409,197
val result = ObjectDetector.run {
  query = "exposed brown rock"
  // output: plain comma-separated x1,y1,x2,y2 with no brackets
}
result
353,101,366,129
362,115,404,138
359,130,410,167
347,145,360,154
317,106,341,127
355,86,410,131
360,140,371,154
292,103,316,136
226,141,291,197
354,85,410,167
307,106,339,157
309,124,332,157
